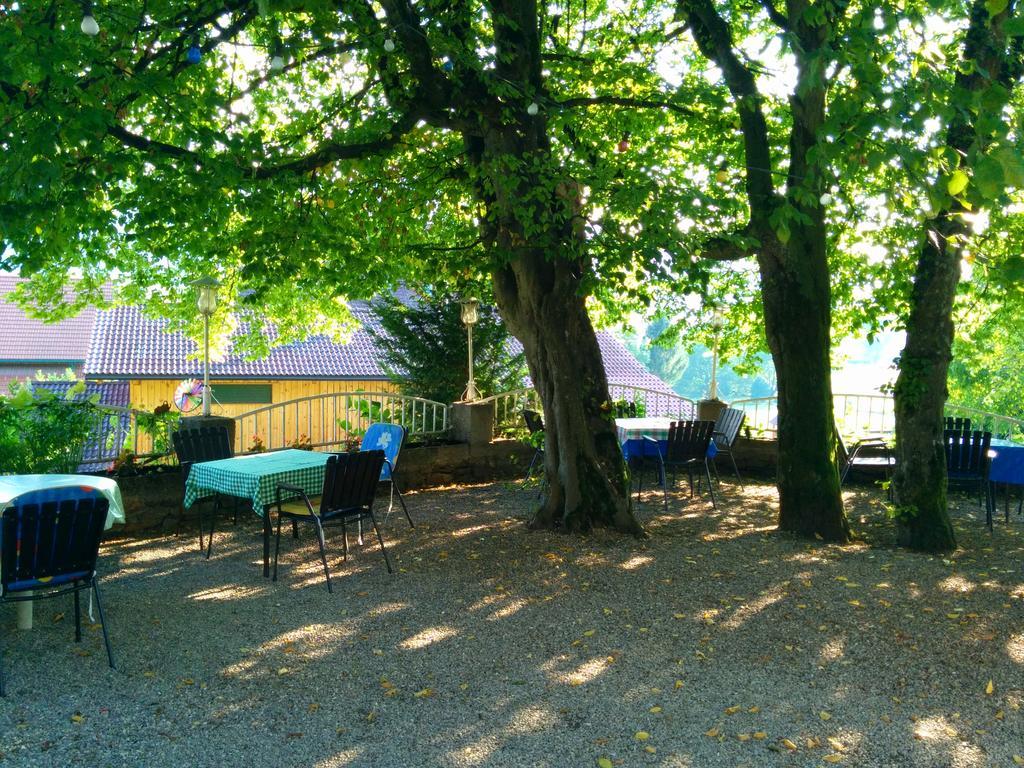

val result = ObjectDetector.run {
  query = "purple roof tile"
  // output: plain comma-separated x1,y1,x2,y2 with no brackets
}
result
0,276,96,363
84,305,386,379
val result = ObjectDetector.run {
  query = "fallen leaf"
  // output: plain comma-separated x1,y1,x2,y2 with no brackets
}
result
823,755,843,763
414,688,434,698
583,629,596,637
704,727,720,738
674,680,684,689
737,733,751,742
819,711,832,721
597,758,613,768
1012,756,1024,766
307,703,320,713
649,706,662,714
985,680,994,695
635,730,650,741
70,713,85,724
753,731,767,740
644,746,656,754
782,738,798,751
724,705,741,715
748,706,760,714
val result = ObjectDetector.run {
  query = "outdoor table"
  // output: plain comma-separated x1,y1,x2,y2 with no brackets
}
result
615,417,718,462
0,474,125,630
989,438,1024,517
183,449,332,578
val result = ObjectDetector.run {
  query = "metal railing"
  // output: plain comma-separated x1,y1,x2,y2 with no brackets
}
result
480,384,697,438
234,391,450,453
730,393,1024,441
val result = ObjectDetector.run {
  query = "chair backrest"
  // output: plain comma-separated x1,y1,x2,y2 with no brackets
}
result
360,423,406,480
1,490,110,596
523,410,544,435
172,425,233,465
713,408,746,448
944,429,991,478
944,416,972,433
665,420,716,462
321,450,387,515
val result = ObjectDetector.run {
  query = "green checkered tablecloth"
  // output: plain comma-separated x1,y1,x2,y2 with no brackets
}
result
183,449,332,515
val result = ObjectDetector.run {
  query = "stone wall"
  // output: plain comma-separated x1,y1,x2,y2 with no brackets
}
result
110,440,537,537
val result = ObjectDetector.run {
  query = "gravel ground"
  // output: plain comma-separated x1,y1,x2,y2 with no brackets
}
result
1,478,1022,768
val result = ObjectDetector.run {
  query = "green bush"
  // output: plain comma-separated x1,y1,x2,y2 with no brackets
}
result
0,381,100,474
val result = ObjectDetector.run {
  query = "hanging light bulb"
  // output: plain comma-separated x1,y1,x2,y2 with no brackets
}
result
527,102,539,116
383,38,396,52
80,1,99,36
187,40,202,64
442,57,454,72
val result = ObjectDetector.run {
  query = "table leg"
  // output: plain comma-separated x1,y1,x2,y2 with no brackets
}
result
263,509,271,578
16,596,33,630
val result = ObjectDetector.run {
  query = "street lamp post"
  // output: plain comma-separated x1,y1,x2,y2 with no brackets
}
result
194,277,219,417
709,311,724,401
460,297,480,402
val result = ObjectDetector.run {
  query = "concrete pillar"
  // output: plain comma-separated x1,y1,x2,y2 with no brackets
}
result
697,398,727,422
452,400,495,446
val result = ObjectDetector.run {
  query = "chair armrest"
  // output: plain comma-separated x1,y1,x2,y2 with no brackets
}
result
641,435,665,463
276,483,315,515
851,437,890,450
712,430,730,446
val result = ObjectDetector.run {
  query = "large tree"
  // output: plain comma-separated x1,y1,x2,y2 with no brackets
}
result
0,1,697,533
673,0,862,541
891,0,1024,551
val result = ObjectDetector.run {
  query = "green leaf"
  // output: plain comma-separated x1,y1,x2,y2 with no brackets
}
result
985,0,1008,16
973,155,1005,199
993,147,1024,188
947,170,969,196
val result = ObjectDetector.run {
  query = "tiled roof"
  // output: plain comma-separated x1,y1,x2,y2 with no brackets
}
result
0,276,96,363
85,305,387,380
83,297,674,394
31,379,130,408
594,333,675,394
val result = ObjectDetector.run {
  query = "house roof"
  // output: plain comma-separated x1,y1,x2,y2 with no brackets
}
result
31,379,130,408
0,275,97,363
83,296,675,394
84,305,387,380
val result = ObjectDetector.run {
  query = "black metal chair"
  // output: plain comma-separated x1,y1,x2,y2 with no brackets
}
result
711,407,745,487
522,409,545,483
639,420,718,511
1,491,115,696
944,428,994,530
839,433,896,486
172,425,235,558
944,416,972,432
273,450,391,593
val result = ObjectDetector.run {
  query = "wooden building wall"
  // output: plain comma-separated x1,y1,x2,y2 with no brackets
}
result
129,378,396,452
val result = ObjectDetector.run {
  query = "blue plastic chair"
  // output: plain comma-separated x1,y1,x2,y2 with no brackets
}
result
360,423,413,527
1,488,115,696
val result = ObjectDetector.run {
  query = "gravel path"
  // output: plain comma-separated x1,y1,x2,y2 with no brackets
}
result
1,479,1022,768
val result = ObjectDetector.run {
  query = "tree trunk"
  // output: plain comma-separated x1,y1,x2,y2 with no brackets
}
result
892,0,1019,552
759,236,850,542
494,252,641,534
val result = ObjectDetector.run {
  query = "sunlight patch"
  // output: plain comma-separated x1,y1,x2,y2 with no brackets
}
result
619,554,653,570
400,625,459,650
1007,633,1024,664
488,598,530,621
938,575,976,594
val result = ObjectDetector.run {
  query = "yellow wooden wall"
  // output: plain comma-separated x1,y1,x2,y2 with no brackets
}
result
129,378,397,452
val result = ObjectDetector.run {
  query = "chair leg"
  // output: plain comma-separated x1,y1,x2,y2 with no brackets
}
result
205,509,216,560
395,482,412,528
313,520,332,593
197,502,205,553
704,460,718,510
341,519,349,562
0,626,5,697
92,579,115,670
368,513,394,574
273,515,283,582
729,450,743,487
74,585,82,643
292,520,299,539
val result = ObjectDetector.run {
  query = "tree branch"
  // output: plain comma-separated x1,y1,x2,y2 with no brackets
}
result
759,0,789,30
697,226,760,261
558,95,696,116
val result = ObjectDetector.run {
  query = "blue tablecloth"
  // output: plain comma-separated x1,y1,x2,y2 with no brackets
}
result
616,418,718,462
989,439,1024,486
